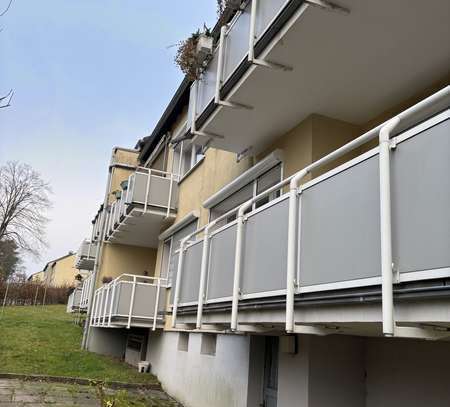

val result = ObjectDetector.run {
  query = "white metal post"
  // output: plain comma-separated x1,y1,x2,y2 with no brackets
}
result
171,238,188,328
144,169,152,212
127,275,137,329
286,169,308,332
231,200,253,331
379,117,400,336
196,225,213,329
166,173,174,218
102,284,110,326
108,279,116,327
153,278,162,331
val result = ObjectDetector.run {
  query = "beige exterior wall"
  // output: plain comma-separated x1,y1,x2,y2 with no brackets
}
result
29,271,45,282
97,243,157,285
44,254,79,287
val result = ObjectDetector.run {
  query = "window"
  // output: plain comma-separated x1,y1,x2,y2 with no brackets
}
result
172,140,205,179
160,238,172,280
200,334,217,356
166,219,199,288
210,164,282,227
178,332,189,352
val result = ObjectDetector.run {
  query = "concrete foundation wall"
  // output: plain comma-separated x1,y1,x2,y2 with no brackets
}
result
87,327,127,359
146,331,251,407
365,337,450,407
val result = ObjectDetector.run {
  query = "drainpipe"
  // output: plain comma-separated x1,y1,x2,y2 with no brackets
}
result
285,168,310,333
231,199,253,331
379,117,400,336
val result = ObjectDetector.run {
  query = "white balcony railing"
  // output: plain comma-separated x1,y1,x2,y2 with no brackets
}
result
80,273,94,310
90,274,168,330
66,288,82,313
104,169,179,247
172,88,450,338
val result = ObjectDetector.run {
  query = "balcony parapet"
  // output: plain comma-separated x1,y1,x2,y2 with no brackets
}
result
75,240,98,270
172,88,450,340
90,274,168,329
104,168,179,248
66,288,82,313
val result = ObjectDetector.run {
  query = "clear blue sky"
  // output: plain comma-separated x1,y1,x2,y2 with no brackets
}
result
0,0,217,275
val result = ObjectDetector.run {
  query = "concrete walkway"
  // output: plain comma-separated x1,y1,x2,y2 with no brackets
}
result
0,379,181,406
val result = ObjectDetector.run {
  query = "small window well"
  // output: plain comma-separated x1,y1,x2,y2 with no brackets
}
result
178,332,189,352
200,333,217,356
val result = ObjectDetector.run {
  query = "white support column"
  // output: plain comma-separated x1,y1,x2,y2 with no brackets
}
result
127,276,137,329
143,170,151,212
379,117,400,336
108,279,116,327
231,200,253,331
171,238,188,328
153,278,162,331
196,225,212,329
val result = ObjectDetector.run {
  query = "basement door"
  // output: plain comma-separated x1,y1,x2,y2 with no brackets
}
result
263,336,279,407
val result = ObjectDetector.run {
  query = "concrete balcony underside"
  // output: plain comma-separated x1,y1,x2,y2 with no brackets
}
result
190,0,450,155
106,205,175,248
175,280,450,339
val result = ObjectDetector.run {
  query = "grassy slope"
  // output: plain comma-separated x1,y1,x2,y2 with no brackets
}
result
0,305,158,385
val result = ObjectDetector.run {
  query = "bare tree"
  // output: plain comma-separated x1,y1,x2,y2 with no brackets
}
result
0,162,52,258
0,0,14,108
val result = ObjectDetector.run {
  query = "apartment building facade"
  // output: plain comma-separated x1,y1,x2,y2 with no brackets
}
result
76,1,450,406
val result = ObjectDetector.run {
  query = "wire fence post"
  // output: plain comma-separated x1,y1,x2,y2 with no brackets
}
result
33,284,39,306
1,281,10,318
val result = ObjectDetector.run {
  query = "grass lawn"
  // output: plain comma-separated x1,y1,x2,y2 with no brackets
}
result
0,305,159,385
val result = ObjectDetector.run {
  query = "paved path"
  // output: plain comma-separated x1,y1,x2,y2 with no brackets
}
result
0,379,181,406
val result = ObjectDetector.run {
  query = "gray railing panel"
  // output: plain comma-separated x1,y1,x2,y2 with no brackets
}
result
299,155,381,287
115,282,132,315
223,7,251,83
197,52,219,118
132,284,157,317
242,198,289,295
392,118,450,273
207,224,237,301
180,242,203,304
255,0,287,39
131,173,148,203
148,176,172,208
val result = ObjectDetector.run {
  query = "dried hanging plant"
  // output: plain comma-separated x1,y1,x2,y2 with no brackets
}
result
174,26,212,81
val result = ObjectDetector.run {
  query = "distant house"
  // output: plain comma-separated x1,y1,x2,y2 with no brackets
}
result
27,270,45,282
40,252,86,287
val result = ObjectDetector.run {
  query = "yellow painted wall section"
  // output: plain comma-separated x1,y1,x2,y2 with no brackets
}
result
30,271,45,282
176,148,252,227
310,114,362,178
258,115,313,181
45,254,79,287
97,243,157,287
112,148,139,167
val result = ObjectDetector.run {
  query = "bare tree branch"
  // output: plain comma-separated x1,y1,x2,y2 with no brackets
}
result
0,162,52,259
0,90,13,109
0,0,13,17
